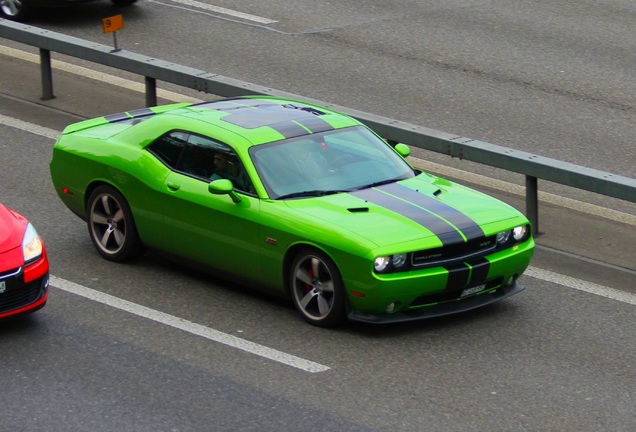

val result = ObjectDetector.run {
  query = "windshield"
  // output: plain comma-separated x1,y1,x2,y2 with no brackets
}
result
250,126,416,199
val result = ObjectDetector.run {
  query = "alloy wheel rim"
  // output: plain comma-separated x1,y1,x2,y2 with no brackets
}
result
292,256,335,320
90,194,126,254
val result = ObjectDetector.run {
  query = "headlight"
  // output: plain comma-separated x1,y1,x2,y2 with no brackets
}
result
496,230,511,245
374,254,410,273
496,225,530,247
374,256,390,273
512,225,529,241
23,223,44,264
392,253,408,268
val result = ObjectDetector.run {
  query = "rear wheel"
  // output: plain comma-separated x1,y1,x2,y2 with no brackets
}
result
290,249,346,327
87,185,144,262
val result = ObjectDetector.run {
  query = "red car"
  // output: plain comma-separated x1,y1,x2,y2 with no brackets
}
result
0,203,49,319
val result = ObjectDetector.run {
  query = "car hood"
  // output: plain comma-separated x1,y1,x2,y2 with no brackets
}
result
0,203,26,256
284,175,525,250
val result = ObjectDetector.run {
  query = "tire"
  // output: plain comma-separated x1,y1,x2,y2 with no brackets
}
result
111,0,137,5
87,185,144,262
0,0,31,21
289,249,346,327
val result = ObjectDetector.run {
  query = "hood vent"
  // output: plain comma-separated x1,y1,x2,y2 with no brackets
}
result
347,207,369,213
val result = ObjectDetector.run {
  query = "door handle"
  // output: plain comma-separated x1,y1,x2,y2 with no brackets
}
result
167,182,180,191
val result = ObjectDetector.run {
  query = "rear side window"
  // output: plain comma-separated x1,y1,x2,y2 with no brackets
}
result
147,131,188,167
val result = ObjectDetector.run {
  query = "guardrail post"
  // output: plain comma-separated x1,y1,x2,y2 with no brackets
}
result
39,48,54,100
526,175,539,234
145,76,157,107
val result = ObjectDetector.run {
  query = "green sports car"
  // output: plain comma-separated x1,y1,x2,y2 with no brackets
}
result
50,96,534,326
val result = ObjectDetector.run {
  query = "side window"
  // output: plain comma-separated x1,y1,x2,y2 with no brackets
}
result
204,139,254,194
148,131,254,194
179,135,218,178
147,131,189,168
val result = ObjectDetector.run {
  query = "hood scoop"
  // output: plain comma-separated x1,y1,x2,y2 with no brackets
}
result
347,207,369,213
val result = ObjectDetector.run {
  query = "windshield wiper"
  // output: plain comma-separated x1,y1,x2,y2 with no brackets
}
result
356,177,403,190
276,189,350,200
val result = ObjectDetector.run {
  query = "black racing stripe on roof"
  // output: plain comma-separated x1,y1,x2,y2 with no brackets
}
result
270,121,312,139
378,183,485,241
296,115,334,134
350,188,464,246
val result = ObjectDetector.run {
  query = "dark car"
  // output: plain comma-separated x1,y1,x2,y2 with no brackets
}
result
0,0,137,21
0,203,49,320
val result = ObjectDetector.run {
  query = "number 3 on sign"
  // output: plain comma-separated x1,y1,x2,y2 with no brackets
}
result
102,15,124,34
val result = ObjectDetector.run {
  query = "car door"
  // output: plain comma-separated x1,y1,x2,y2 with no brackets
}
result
147,131,262,278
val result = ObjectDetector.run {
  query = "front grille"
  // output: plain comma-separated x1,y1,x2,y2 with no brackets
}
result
0,267,45,314
0,266,22,279
412,235,497,268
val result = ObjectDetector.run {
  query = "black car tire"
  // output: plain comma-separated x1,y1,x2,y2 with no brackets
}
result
87,185,144,262
0,0,32,21
111,0,137,5
290,249,346,327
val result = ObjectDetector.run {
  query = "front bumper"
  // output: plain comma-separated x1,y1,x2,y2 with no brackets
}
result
348,281,524,324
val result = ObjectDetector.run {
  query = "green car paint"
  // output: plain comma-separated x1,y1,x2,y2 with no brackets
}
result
50,96,534,325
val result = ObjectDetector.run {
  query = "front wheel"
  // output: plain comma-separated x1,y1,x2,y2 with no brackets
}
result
289,249,346,327
87,185,144,262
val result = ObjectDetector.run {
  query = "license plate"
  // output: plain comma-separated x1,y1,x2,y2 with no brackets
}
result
0,281,6,294
461,284,486,298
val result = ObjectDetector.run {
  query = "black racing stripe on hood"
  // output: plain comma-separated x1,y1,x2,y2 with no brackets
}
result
350,188,465,246
378,183,485,241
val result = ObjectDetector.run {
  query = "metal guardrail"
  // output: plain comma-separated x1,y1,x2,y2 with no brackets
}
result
1,18,635,233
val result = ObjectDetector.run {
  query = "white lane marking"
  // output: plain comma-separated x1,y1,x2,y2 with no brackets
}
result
50,275,331,373
525,266,636,306
0,113,59,140
159,0,277,24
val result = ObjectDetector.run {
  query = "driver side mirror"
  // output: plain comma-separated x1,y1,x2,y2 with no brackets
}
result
209,179,242,203
394,143,411,158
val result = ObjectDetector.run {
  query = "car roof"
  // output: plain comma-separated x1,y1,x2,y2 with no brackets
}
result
168,96,363,146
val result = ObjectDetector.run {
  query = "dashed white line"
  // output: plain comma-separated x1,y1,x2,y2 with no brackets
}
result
0,113,59,140
50,275,331,373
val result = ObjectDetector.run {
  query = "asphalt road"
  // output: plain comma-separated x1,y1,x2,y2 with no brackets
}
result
0,1,635,431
